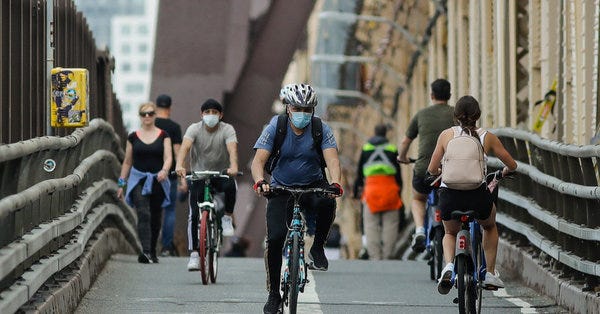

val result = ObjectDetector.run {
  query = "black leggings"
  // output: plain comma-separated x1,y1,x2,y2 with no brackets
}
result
130,180,165,255
264,181,336,293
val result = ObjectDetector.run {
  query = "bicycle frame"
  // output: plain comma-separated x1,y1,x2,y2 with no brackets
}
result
454,217,486,282
425,189,444,280
451,211,482,314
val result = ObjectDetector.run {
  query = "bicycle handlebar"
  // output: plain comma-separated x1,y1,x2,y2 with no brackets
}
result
171,170,244,181
269,186,337,197
486,169,516,181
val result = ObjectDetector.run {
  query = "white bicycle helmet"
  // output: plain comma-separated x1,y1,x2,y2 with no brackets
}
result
279,83,317,108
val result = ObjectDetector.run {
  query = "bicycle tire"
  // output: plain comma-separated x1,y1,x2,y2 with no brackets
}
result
466,265,477,314
433,227,444,281
199,210,210,285
287,232,301,314
428,224,435,280
475,231,484,314
456,255,477,314
209,217,219,283
429,247,436,281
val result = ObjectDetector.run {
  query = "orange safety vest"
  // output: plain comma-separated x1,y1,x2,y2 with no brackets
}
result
362,175,402,213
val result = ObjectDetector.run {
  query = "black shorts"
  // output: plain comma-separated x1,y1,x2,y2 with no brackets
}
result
412,170,434,195
438,184,496,221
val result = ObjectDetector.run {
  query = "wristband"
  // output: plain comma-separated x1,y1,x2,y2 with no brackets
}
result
117,177,126,188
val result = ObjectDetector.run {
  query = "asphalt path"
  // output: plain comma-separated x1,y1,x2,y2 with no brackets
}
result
75,254,567,313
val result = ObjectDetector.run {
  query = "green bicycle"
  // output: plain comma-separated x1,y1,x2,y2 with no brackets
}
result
184,170,242,285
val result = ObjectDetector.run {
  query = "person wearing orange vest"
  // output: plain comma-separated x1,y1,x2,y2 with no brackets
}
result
353,124,403,260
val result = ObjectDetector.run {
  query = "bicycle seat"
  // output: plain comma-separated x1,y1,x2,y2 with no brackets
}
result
450,210,476,221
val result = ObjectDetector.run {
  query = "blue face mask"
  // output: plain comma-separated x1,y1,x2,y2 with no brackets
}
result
290,111,312,129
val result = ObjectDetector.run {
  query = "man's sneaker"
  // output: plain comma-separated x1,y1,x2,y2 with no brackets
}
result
138,253,151,264
263,292,282,314
221,215,235,237
308,246,328,271
482,270,505,289
411,232,426,253
187,252,200,271
437,263,454,295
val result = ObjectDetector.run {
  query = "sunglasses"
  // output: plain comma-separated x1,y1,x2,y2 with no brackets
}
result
139,111,156,117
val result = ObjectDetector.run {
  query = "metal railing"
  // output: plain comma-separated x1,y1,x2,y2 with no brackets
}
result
488,128,600,288
0,119,138,313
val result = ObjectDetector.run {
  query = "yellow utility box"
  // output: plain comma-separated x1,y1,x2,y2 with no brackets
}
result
50,67,89,127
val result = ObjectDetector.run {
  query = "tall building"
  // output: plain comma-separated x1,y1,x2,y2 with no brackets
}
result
74,0,157,130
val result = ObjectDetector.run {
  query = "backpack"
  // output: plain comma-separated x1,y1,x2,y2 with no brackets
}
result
441,126,486,190
264,114,326,175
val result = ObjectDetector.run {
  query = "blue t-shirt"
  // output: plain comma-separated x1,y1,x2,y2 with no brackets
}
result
254,115,337,186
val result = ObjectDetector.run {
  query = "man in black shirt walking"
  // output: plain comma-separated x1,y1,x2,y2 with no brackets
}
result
155,94,183,256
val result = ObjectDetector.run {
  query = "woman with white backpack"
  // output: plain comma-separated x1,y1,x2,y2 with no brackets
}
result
426,95,517,294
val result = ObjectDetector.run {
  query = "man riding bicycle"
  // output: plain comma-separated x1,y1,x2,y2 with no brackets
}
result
397,79,455,253
175,98,239,271
251,83,343,314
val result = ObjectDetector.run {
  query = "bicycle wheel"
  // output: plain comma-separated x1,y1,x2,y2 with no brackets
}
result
209,215,219,283
428,247,436,280
455,255,476,314
287,232,301,314
465,265,477,314
475,232,484,314
428,228,436,280
199,210,210,285
433,227,444,280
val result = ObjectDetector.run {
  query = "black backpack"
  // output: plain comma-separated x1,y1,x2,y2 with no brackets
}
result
265,114,326,176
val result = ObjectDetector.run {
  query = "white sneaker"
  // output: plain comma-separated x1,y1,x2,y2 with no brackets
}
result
437,263,454,295
482,270,505,289
221,215,234,237
187,252,199,271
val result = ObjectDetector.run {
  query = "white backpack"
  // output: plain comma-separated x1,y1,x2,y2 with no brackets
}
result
442,126,486,190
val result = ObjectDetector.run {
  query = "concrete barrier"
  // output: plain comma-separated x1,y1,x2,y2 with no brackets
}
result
498,238,600,314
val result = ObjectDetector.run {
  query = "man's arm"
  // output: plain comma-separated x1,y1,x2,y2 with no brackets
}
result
250,148,271,195
225,141,239,175
175,138,193,177
397,136,414,163
251,148,270,183
323,147,341,184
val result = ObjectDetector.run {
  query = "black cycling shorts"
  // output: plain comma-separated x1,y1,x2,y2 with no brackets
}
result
438,184,496,221
412,170,434,195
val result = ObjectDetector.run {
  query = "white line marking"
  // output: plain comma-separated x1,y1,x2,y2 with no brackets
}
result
493,288,537,313
297,270,322,314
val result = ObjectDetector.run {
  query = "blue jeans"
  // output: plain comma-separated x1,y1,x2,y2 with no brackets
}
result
161,177,177,250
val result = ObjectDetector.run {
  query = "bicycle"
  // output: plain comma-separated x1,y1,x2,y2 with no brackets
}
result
448,169,512,314
405,158,444,281
425,187,444,281
267,186,335,314
182,170,242,285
